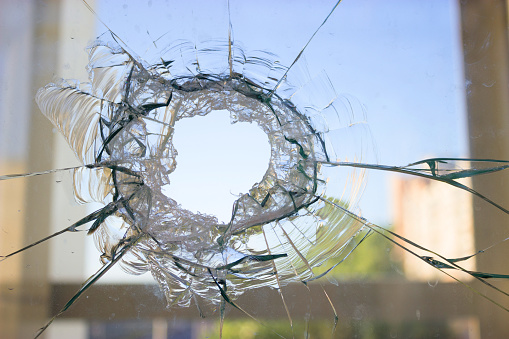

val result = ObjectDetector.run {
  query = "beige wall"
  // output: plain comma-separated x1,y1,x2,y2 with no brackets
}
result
0,1,94,337
392,176,475,282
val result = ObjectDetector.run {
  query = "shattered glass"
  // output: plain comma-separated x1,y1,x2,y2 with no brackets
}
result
34,30,371,314
2,0,509,338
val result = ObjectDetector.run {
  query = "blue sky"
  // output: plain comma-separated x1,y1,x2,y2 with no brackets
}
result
95,0,467,225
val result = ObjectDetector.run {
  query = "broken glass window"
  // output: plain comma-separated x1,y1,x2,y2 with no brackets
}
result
29,21,375,334
2,1,509,338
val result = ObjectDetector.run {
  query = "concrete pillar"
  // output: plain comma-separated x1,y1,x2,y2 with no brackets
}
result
460,0,509,337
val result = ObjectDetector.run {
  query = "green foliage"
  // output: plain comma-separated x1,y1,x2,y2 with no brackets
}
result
209,319,455,339
321,228,402,280
314,196,401,280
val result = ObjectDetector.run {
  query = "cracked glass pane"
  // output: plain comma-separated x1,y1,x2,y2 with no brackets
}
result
1,1,509,338
33,23,372,319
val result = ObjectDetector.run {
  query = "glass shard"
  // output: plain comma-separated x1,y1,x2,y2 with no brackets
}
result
35,35,369,314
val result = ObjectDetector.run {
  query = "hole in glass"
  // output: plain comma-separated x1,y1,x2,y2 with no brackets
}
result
165,109,271,223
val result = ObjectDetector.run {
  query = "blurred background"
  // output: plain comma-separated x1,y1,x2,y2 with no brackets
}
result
1,0,509,338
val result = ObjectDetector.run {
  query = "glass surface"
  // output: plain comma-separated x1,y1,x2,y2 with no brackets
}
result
1,1,508,338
